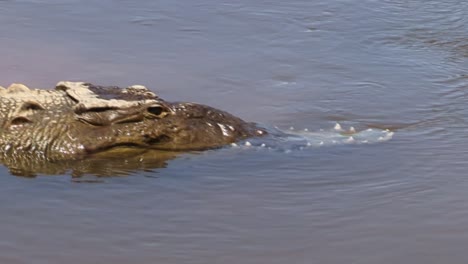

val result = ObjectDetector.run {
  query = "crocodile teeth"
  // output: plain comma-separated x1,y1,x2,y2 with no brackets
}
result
244,141,252,147
349,126,356,133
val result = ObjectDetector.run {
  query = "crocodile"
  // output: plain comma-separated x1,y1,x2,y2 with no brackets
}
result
0,81,394,177
0,81,266,163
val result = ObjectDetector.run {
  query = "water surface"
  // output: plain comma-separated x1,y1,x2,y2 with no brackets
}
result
1,0,468,263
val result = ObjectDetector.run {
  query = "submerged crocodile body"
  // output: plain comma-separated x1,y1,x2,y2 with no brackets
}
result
0,81,266,163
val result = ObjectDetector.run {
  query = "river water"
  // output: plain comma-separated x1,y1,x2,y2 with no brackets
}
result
1,0,468,263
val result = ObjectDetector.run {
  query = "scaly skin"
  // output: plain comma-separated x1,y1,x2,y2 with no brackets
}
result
0,82,266,162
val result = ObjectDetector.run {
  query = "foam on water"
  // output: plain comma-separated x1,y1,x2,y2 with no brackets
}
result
287,123,394,146
234,123,394,151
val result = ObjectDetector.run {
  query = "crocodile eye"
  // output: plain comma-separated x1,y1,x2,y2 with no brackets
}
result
147,106,166,117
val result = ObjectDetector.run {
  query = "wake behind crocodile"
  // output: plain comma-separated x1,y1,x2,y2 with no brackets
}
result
231,123,394,152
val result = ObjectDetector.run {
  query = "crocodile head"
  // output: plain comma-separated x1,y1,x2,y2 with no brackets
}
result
79,100,265,154
0,82,266,161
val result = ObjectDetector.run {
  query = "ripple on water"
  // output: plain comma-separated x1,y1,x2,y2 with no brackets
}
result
361,0,468,59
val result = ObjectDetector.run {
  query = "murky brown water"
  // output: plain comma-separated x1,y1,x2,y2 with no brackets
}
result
1,0,468,263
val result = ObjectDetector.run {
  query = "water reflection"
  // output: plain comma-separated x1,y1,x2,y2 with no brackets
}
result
2,148,178,178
